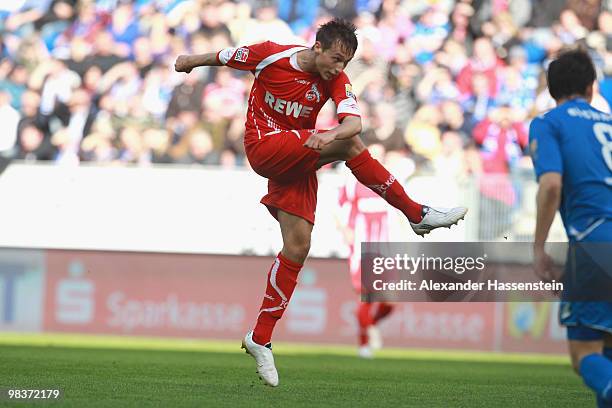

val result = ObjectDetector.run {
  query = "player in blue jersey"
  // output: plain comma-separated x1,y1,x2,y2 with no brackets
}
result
529,48,612,407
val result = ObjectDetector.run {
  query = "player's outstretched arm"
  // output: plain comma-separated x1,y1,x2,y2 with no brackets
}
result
174,53,222,73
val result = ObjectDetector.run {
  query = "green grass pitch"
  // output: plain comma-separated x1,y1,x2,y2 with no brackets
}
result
0,333,593,407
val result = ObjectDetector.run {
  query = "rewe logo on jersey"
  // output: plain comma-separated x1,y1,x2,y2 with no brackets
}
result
264,91,314,118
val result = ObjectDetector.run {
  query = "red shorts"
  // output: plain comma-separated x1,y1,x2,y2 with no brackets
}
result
245,129,321,224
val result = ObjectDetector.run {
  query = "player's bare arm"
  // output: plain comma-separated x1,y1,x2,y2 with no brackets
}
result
174,53,222,73
533,172,562,282
304,116,362,150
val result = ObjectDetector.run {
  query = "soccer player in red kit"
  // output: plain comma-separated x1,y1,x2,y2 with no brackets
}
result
337,148,395,358
175,19,467,387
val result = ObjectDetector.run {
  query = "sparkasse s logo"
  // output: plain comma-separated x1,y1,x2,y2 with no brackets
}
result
55,261,95,324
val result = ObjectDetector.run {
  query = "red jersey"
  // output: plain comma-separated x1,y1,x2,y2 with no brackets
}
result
216,41,360,142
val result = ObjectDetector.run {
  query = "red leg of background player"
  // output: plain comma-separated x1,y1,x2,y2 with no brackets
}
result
373,302,394,324
357,302,373,346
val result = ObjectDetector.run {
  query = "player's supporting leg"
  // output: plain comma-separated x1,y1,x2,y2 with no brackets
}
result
569,333,612,407
254,210,312,343
242,210,312,386
317,136,467,235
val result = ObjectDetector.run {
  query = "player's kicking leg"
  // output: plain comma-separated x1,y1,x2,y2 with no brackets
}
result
242,209,313,387
317,136,467,235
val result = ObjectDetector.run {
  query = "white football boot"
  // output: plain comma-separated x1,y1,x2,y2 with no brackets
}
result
410,206,468,237
241,331,279,387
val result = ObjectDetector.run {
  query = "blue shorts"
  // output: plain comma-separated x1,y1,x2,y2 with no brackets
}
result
561,301,612,340
560,220,612,341
567,325,607,341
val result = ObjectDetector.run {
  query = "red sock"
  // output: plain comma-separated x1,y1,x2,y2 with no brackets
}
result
357,302,373,346
372,302,394,324
346,149,423,223
252,252,302,345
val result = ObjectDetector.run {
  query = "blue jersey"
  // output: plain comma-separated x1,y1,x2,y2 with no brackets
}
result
529,99,612,242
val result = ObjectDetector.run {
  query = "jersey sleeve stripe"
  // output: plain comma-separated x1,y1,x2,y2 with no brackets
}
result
254,46,308,78
337,98,361,116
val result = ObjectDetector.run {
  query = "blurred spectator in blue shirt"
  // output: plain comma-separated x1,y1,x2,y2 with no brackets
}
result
277,0,318,36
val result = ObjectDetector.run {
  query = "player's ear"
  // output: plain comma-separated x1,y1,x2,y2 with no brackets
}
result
585,83,594,103
313,41,324,54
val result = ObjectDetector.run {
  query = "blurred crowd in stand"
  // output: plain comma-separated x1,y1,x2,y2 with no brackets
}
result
0,0,610,237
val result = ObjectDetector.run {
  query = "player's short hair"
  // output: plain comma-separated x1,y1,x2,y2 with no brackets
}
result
316,18,358,55
547,48,596,101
